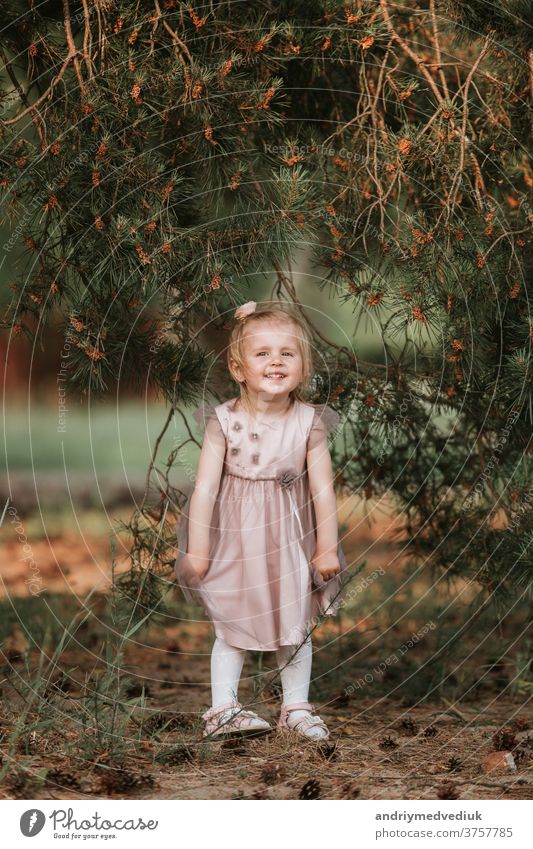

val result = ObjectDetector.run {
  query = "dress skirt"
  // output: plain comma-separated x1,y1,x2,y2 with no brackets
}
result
175,470,349,651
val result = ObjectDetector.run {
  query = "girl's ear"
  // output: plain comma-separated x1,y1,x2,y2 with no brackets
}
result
229,359,244,383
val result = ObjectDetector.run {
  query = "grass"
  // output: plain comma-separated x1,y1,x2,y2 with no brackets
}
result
0,591,98,646
1,401,200,473
3,395,458,475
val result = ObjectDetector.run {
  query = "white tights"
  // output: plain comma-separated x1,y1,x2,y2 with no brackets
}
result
210,635,313,708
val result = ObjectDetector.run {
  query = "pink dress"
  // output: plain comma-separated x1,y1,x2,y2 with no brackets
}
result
174,395,349,651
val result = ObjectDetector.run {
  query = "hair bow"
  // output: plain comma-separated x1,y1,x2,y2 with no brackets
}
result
234,301,257,320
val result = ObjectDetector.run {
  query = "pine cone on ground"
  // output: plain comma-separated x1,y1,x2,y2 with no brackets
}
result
340,781,361,799
520,734,533,749
250,788,269,799
513,747,529,766
492,728,517,751
46,769,81,790
260,763,286,784
124,681,152,698
438,781,460,799
317,741,339,761
510,717,530,733
379,736,399,749
17,731,40,754
7,770,37,798
266,680,283,699
155,745,194,765
398,716,418,735
299,778,321,799
99,768,155,794
144,711,193,733
221,738,248,754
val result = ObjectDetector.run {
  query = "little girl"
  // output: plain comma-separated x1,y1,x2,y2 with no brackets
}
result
175,301,349,740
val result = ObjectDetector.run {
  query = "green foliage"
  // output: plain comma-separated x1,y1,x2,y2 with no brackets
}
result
0,0,531,609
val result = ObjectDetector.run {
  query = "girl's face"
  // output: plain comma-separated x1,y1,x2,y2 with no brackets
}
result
230,321,304,398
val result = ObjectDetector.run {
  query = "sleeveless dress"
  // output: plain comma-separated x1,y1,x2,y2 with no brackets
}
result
174,395,349,651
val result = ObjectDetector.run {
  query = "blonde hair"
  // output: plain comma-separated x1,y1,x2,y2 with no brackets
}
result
226,305,314,411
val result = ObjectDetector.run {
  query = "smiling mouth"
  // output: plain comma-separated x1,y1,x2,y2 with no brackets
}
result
265,373,286,380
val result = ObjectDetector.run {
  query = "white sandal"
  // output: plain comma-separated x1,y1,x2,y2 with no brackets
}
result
202,701,272,739
277,701,330,740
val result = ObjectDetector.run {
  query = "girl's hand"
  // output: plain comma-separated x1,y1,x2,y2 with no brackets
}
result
311,549,341,582
186,552,210,579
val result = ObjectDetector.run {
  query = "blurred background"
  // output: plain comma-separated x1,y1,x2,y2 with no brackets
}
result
2,237,395,591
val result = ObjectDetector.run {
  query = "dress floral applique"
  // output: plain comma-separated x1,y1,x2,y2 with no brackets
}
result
175,396,349,651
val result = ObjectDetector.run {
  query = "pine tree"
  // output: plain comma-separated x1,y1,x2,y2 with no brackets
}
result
1,1,531,624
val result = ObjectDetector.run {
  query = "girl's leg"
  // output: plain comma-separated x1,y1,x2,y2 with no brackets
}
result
210,636,246,707
276,637,328,739
275,636,313,704
203,637,272,736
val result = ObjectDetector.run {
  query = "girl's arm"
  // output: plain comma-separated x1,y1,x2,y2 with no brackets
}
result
187,418,225,576
306,433,341,581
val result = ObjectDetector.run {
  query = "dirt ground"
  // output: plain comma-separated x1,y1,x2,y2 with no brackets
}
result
0,495,404,597
0,499,531,801
1,622,531,801
128,649,533,801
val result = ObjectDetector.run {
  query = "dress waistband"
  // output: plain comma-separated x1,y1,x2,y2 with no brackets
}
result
224,470,278,482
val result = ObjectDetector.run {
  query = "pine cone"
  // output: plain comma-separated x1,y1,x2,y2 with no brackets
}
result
221,738,247,754
509,717,530,733
317,741,339,761
3,625,29,661
7,770,37,798
124,680,152,698
446,756,463,772
18,732,40,754
43,676,73,700
492,728,517,751
424,725,438,737
520,734,533,749
100,769,155,795
250,789,268,799
340,781,361,799
46,769,81,790
266,680,283,699
438,781,460,800
260,763,286,785
145,711,193,733
155,745,194,766
398,716,418,736
99,771,135,794
513,747,529,766
299,778,321,799
379,736,399,750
